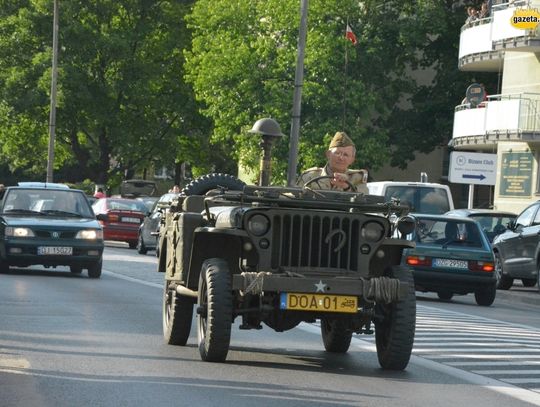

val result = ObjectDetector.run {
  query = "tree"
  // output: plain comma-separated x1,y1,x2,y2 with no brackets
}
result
184,0,496,182
0,0,212,185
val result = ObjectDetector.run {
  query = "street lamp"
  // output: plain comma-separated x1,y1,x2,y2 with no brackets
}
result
46,0,59,183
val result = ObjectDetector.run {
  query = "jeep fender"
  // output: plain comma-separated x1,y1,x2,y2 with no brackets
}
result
370,238,415,277
187,228,251,290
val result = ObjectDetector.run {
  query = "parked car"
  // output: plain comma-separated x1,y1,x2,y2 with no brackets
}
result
403,214,497,305
492,201,540,291
445,209,516,243
92,198,148,248
137,193,179,255
0,182,104,278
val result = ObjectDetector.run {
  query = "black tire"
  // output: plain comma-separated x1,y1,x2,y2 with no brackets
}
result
70,266,83,274
163,281,194,345
475,286,496,306
437,291,453,301
537,264,540,293
374,266,416,371
182,173,245,196
128,240,137,249
87,259,102,279
321,318,352,353
137,233,148,255
0,259,9,273
521,278,536,287
197,258,233,362
494,251,513,290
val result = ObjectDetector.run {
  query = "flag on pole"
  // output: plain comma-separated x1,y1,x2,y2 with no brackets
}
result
345,24,357,45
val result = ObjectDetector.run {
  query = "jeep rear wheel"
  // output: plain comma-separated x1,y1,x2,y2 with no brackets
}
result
321,318,352,353
182,173,245,196
163,281,194,345
374,266,416,370
197,258,233,362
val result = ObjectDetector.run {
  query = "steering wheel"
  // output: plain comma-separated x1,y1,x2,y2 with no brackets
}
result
303,175,356,192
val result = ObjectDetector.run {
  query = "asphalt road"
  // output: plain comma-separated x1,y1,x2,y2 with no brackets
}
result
0,243,539,407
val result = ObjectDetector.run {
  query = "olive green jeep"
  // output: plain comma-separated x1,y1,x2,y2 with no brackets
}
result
158,173,416,370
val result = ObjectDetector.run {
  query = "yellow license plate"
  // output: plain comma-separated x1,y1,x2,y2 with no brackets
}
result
279,293,358,313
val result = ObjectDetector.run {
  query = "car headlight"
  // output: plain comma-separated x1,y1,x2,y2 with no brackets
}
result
361,221,385,242
247,214,270,236
76,229,103,240
5,227,35,237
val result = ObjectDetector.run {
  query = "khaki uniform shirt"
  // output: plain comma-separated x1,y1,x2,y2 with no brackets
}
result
296,164,369,194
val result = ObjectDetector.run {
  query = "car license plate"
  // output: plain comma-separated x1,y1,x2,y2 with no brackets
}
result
433,258,468,268
122,217,140,223
279,293,357,313
37,246,73,255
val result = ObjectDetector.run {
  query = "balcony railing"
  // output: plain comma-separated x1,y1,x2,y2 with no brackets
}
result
453,93,540,141
459,1,540,69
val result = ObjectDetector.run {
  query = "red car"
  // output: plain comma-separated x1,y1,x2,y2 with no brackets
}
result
92,198,149,248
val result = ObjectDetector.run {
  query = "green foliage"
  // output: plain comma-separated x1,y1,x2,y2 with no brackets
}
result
185,0,496,181
0,0,208,183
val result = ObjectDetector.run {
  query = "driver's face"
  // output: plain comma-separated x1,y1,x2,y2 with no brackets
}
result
325,146,355,173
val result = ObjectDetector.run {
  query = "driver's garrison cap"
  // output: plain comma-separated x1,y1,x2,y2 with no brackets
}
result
329,131,354,149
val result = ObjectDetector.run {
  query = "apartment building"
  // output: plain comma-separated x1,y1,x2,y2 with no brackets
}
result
452,0,540,213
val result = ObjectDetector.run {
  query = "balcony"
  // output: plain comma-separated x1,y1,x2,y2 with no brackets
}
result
458,1,540,71
492,2,540,52
451,93,540,148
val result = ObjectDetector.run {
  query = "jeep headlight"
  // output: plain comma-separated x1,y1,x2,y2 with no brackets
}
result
247,214,270,236
361,221,385,242
397,215,416,236
5,227,35,237
76,229,103,240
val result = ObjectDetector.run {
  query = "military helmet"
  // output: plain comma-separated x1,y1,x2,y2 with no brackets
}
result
248,118,284,137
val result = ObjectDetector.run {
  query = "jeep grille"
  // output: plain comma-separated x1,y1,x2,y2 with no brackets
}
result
270,213,361,271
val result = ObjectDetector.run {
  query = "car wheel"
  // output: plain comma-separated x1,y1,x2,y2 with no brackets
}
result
128,240,137,249
521,278,536,287
437,291,453,301
537,264,540,293
374,266,416,370
0,259,10,273
163,280,194,345
494,251,513,290
87,259,102,279
197,258,232,362
474,286,496,306
321,318,352,353
137,234,147,255
70,266,83,274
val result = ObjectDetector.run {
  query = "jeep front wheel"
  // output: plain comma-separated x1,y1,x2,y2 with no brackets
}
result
163,281,194,345
321,318,352,353
197,258,233,362
374,266,416,370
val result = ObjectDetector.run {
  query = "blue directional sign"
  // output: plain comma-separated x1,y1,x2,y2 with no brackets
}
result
449,152,497,186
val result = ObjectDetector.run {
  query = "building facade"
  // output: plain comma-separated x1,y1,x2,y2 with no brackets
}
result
452,0,540,213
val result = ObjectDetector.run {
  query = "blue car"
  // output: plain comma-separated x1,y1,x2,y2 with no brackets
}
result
403,214,496,306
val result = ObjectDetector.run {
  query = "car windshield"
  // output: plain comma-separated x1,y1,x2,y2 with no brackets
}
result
413,218,483,248
384,186,450,215
107,199,148,213
469,214,515,242
1,188,94,218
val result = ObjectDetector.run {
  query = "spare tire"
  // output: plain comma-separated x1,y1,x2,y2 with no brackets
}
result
181,173,245,196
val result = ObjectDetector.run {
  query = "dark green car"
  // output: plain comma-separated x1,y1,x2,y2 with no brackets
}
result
0,182,104,278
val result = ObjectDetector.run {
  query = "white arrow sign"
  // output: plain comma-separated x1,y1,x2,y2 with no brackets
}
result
449,152,497,186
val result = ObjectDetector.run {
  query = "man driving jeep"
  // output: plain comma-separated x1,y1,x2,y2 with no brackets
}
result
296,131,368,193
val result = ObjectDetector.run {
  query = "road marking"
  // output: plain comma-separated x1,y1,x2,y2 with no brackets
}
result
102,269,161,289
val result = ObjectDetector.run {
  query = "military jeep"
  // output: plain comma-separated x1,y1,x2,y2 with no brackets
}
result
158,173,416,370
